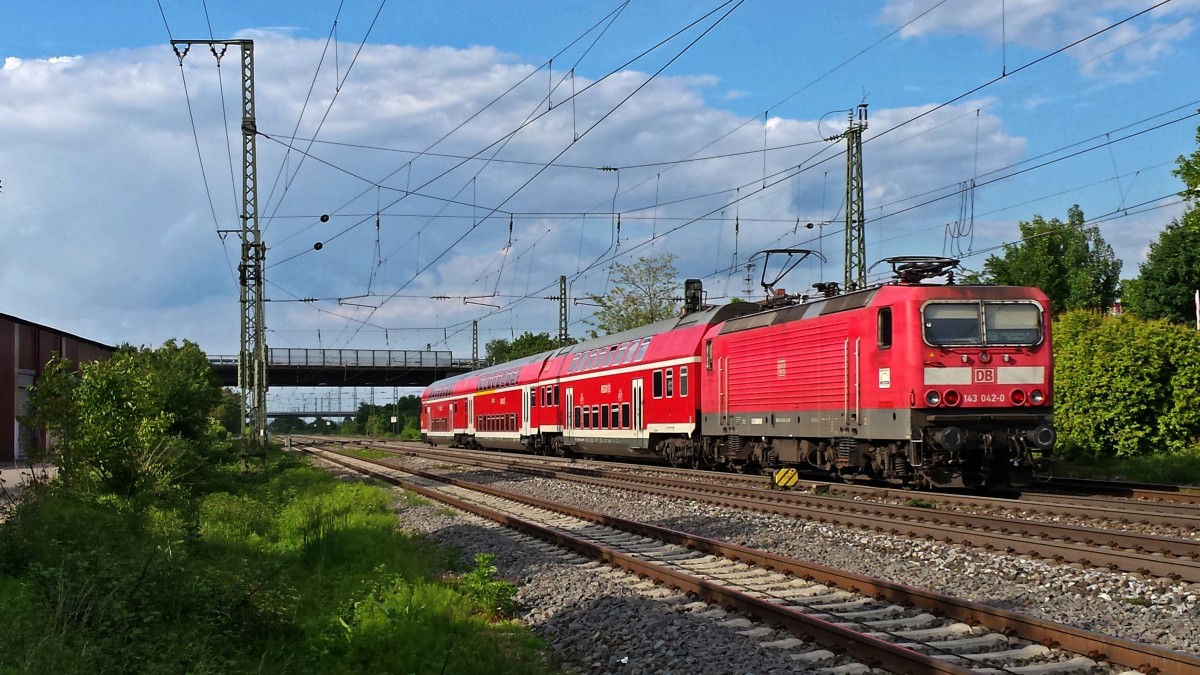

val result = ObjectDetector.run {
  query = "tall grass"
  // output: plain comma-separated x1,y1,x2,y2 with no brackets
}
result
0,451,556,674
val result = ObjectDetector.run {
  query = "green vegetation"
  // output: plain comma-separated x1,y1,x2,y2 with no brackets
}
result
0,456,553,674
4,341,557,674
586,253,681,336
1054,311,1200,460
964,204,1121,315
1053,452,1200,486
268,396,426,441
485,332,576,366
1122,125,1200,324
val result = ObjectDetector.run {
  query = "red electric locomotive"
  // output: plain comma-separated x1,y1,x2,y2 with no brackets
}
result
421,257,1055,489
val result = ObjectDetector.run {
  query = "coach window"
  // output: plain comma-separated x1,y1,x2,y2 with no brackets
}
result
653,370,664,398
601,404,610,429
615,342,628,364
680,366,689,397
569,353,581,373
666,369,674,397
510,413,516,431
553,385,560,405
604,345,620,367
591,405,600,429
634,338,652,361
584,350,599,370
610,404,619,428
878,307,893,349
623,339,640,364
575,406,583,429
621,403,631,428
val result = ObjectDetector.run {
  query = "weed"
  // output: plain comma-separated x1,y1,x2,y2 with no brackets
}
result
903,497,938,509
455,553,519,621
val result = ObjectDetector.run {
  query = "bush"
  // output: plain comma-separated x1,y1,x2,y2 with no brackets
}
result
1054,311,1200,458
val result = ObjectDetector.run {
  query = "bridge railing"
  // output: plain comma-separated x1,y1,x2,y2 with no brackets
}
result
209,348,455,368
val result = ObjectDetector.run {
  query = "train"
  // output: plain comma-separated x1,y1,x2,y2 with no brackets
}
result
420,257,1055,489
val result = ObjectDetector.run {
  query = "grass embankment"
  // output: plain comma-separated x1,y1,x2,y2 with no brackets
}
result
1053,450,1200,486
0,451,556,674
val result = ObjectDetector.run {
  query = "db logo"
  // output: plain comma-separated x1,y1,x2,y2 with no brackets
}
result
973,368,996,383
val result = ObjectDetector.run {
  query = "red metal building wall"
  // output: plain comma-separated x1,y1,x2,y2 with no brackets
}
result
0,318,16,463
1,313,115,463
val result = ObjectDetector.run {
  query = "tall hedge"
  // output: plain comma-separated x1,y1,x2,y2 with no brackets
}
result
1054,311,1200,458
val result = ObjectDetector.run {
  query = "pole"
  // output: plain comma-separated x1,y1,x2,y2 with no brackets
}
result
559,275,568,343
843,104,868,292
172,38,267,459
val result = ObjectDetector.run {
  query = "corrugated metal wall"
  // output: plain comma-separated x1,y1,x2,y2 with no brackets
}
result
1,314,114,463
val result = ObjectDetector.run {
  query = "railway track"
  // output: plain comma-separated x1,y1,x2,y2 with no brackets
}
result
309,438,1200,583
298,442,1200,675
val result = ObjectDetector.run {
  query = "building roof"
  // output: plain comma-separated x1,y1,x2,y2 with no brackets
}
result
0,312,116,351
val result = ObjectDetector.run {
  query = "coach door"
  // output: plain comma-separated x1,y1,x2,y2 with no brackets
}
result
844,338,861,427
632,378,645,450
522,385,533,436
564,387,575,445
467,396,475,434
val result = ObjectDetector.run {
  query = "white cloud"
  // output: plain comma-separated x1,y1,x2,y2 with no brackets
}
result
879,0,1197,80
0,35,1037,357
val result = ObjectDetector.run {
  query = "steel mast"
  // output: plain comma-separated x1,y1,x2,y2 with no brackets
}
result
172,39,267,451
842,104,868,291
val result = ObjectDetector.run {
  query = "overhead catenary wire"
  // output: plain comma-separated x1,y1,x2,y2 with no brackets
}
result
252,0,1188,352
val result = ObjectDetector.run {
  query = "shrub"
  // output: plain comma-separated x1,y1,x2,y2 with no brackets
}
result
1054,311,1200,458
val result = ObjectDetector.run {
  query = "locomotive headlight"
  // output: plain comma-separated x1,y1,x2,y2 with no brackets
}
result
925,389,941,406
978,351,991,363
1030,389,1045,405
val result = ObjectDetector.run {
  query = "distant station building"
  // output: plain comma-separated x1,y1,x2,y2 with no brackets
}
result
1,313,115,463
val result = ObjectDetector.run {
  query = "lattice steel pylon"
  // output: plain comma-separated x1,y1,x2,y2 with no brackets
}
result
172,39,267,450
843,104,868,291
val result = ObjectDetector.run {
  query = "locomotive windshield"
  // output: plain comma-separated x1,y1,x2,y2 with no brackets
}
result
923,301,1042,346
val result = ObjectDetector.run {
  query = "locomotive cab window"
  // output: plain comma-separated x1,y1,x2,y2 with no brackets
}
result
877,307,892,349
923,303,981,345
924,301,1043,346
705,340,713,370
985,303,1042,344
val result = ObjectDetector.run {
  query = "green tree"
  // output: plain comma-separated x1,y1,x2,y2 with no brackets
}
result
586,254,680,336
27,340,225,497
485,331,571,365
268,416,309,434
975,205,1121,315
1123,126,1200,324
365,414,389,436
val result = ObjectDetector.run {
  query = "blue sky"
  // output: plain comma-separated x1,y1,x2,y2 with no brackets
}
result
3,1,1199,410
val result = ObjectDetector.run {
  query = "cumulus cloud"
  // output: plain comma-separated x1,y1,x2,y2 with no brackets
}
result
1,34,1034,358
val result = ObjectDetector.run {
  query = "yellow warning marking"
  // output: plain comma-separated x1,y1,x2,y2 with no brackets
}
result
773,467,798,489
